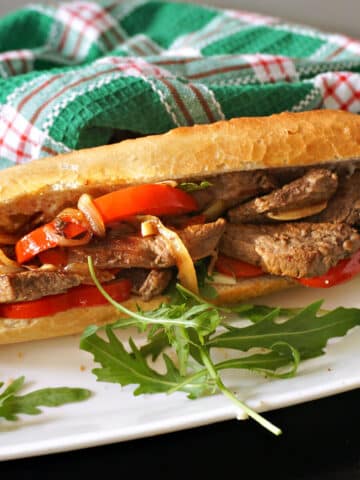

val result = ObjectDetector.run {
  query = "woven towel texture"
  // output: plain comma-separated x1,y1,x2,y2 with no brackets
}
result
0,0,359,168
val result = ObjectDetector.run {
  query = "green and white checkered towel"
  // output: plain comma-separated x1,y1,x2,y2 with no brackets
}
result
0,0,359,168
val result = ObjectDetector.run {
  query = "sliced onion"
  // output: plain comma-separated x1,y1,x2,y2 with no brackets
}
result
0,265,24,274
267,201,328,221
57,208,89,228
156,180,178,187
141,221,158,237
140,215,199,294
78,194,106,237
0,248,23,273
63,262,91,275
209,272,237,285
203,200,226,221
0,249,21,268
37,264,57,271
43,225,92,247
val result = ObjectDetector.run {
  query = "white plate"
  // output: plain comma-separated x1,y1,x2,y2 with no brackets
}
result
1,278,360,461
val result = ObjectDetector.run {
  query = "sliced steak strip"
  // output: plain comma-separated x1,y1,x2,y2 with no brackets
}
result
228,169,338,223
220,223,360,278
67,219,226,269
138,269,172,301
119,268,173,301
0,271,82,303
191,171,277,210
312,170,360,225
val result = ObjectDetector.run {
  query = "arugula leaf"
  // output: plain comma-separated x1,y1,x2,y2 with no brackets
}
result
83,258,360,436
0,376,91,421
215,344,300,379
168,326,190,376
140,330,170,360
229,304,303,323
208,301,360,360
81,324,284,434
178,181,212,192
169,343,300,396
80,326,209,399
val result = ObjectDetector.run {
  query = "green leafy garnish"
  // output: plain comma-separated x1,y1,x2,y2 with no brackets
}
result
195,259,218,299
0,376,91,421
208,301,360,360
229,304,306,323
81,257,360,436
81,328,209,399
178,181,212,192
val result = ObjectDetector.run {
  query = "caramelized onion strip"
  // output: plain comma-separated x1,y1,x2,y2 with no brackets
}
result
78,194,106,237
267,201,328,221
202,200,226,221
0,248,23,273
43,225,92,247
140,215,199,294
57,208,89,228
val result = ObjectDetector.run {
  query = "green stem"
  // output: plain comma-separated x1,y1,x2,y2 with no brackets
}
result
166,369,208,395
199,348,282,436
88,257,206,330
176,283,232,313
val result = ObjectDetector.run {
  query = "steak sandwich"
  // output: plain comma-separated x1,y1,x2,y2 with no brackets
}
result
1,109,360,344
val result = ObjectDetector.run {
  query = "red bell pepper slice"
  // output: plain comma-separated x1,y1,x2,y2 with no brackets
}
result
38,248,68,267
93,184,198,223
16,184,198,264
0,279,132,319
298,249,360,288
215,254,264,278
15,221,85,264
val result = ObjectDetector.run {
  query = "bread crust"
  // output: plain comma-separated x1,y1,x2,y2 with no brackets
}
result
212,276,296,304
1,110,360,232
0,295,167,345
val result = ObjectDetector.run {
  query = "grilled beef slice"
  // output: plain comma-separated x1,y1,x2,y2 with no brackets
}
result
0,271,82,303
311,170,360,225
119,268,172,301
67,219,226,269
0,221,224,304
138,269,172,300
220,223,360,278
191,171,277,210
228,169,338,223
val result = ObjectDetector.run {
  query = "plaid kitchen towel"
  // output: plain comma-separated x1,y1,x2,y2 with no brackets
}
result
0,0,360,168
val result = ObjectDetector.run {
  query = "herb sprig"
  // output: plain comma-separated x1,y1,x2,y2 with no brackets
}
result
81,257,360,435
178,181,212,192
0,376,90,421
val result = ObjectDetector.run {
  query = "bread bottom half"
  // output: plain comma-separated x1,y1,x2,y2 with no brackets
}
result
0,276,296,345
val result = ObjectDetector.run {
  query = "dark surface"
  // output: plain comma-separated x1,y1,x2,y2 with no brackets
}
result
3,389,360,479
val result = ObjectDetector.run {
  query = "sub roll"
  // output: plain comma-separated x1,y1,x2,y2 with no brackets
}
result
1,109,360,344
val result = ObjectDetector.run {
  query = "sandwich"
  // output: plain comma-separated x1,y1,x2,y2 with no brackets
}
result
1,109,360,345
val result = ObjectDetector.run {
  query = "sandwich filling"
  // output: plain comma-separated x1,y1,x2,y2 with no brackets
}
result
1,163,360,319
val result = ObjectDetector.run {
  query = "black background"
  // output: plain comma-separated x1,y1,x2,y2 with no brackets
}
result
3,389,360,479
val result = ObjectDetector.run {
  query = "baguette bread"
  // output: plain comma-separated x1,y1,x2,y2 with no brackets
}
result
0,109,360,344
1,109,360,234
